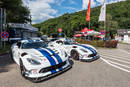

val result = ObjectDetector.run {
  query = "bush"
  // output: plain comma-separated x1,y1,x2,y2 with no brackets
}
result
75,39,118,48
104,40,118,48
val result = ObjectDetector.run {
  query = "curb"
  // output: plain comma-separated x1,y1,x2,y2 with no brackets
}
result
0,52,9,56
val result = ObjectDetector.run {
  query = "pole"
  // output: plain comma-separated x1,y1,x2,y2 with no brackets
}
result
89,20,90,29
104,0,106,38
0,8,2,49
3,9,6,48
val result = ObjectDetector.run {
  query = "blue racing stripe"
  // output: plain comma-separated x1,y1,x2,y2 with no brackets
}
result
89,47,96,54
35,48,57,74
35,39,40,42
76,44,95,54
46,48,63,71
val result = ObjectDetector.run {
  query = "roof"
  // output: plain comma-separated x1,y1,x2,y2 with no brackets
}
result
117,29,130,35
8,23,38,32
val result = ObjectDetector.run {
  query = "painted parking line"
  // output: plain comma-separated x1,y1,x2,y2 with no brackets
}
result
100,54,130,62
118,49,130,55
101,56,130,64
107,60,130,69
100,57,130,73
99,51,130,58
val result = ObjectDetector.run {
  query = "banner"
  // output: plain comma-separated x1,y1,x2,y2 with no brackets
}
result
86,0,91,22
99,0,106,21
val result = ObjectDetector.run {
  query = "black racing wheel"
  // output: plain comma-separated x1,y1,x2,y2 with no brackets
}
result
70,50,79,60
10,50,14,61
20,59,26,77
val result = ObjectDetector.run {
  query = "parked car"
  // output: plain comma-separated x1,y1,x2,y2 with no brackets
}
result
48,38,100,62
11,39,71,82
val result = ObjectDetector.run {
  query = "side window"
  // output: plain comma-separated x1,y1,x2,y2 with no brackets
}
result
64,41,70,45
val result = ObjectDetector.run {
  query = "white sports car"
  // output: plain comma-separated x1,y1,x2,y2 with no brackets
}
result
11,39,71,82
48,38,100,62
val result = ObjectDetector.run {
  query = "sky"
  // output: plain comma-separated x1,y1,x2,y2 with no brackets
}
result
22,0,126,24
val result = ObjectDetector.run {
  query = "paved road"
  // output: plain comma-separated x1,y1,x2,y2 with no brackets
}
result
0,44,130,87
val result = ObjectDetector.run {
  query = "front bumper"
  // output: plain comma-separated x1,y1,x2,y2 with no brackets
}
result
24,60,72,82
80,54,100,62
27,64,72,82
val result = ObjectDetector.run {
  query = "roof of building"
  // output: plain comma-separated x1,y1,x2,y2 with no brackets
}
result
117,29,130,35
8,23,38,32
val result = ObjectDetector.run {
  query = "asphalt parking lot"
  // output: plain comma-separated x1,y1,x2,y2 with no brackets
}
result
0,43,130,87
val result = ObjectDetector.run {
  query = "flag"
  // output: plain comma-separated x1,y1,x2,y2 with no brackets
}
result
99,0,106,21
86,0,91,22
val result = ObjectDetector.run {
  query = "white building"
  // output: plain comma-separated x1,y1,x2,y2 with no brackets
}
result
8,23,38,40
117,29,130,43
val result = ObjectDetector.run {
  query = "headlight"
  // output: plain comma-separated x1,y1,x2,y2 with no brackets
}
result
27,58,41,65
80,54,83,58
80,49,88,53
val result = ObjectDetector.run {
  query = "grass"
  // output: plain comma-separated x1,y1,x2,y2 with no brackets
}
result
0,43,11,54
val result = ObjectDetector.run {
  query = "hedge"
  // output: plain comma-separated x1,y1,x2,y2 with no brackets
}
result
75,39,118,48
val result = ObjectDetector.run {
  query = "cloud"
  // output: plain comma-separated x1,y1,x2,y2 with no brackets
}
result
96,0,126,4
107,0,126,4
55,0,65,6
82,0,96,9
23,0,57,24
82,0,89,9
70,0,77,5
82,0,126,9
64,7,79,11
96,0,104,4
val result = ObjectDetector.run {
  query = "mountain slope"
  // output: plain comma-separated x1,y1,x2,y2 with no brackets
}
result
34,0,130,37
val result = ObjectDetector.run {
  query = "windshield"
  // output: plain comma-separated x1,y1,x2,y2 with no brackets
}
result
22,42,47,49
64,38,75,45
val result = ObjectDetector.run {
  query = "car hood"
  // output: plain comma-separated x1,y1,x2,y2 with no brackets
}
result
74,44,97,55
21,48,67,65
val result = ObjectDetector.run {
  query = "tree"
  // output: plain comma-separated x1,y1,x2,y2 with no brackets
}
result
106,14,118,38
0,0,31,23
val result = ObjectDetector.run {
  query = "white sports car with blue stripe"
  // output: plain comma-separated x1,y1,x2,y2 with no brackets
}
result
11,39,71,82
48,38,100,62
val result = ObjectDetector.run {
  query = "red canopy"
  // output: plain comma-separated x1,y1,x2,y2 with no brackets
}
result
74,34,83,37
81,29,84,33
97,35,101,38
87,29,94,31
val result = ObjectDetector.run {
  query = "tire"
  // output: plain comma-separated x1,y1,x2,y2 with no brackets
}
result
20,59,26,77
10,50,14,61
70,50,79,60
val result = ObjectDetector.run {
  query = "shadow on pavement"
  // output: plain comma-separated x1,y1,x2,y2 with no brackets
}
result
0,52,15,73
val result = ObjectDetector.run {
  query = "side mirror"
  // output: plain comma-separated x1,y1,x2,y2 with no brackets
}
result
17,42,21,48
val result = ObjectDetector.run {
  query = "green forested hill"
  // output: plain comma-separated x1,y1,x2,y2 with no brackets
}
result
34,0,130,37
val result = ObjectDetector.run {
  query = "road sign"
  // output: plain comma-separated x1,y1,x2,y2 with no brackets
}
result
58,33,62,36
1,32,9,39
84,32,88,35
100,30,105,35
58,28,62,32
84,27,88,32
